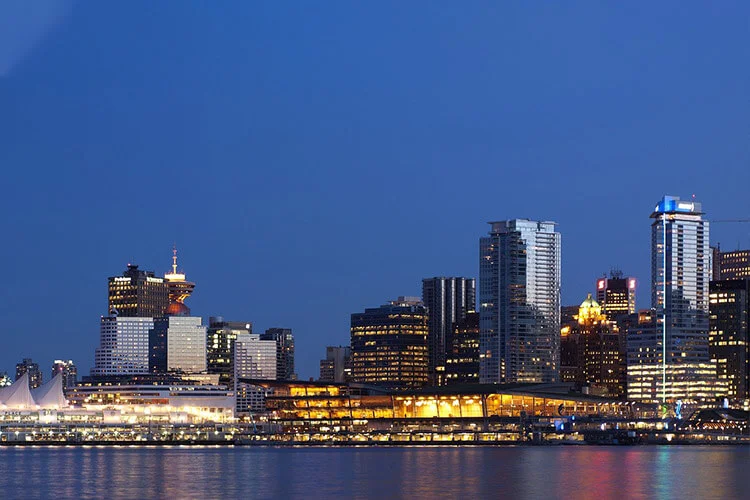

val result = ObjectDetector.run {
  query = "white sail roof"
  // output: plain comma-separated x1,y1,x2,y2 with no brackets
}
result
0,373,37,409
31,373,68,409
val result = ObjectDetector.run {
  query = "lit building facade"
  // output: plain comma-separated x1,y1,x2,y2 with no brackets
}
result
350,298,429,389
149,316,207,374
596,271,636,320
479,220,561,384
15,358,42,389
206,317,252,386
234,333,277,413
92,316,153,376
719,250,750,280
559,295,625,398
260,328,296,380
709,279,749,402
319,346,352,383
234,334,277,381
51,360,78,391
445,312,480,385
627,195,716,402
162,247,196,316
422,277,476,385
108,264,170,317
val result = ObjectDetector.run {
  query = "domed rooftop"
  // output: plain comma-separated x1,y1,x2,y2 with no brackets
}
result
580,293,600,309
166,301,191,317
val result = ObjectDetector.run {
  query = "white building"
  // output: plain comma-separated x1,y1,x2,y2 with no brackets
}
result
479,220,562,384
234,333,277,413
92,316,154,376
150,316,207,374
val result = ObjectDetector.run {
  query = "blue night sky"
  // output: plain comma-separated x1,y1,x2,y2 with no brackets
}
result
0,1,748,380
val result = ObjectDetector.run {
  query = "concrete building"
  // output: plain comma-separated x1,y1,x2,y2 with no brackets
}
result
234,333,277,413
350,298,429,389
206,317,252,386
718,249,750,280
108,264,169,318
479,219,561,384
709,279,750,402
445,312,480,385
51,360,78,391
92,316,154,376
16,358,42,389
319,346,352,383
149,316,207,374
260,328,296,380
422,277,476,385
596,270,636,320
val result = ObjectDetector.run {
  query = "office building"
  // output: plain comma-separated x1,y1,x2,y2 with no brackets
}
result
719,249,750,280
51,360,78,391
422,277,476,385
350,297,429,389
627,195,719,402
559,295,625,398
92,316,154,376
709,279,749,402
596,271,636,320
206,317,252,386
15,358,42,389
319,346,352,383
163,246,196,316
445,312,480,385
234,334,277,381
260,328,296,380
234,333,277,412
479,219,561,384
149,316,207,374
108,264,170,317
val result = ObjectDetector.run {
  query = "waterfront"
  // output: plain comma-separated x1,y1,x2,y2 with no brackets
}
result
1,446,747,499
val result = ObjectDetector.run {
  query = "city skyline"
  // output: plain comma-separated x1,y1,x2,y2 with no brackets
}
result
1,2,749,380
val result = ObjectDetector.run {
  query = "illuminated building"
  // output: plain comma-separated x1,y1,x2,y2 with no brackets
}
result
251,379,637,443
350,298,429,389
234,333,277,412
67,378,234,423
479,220,561,384
92,316,153,376
627,195,715,402
163,246,196,316
422,277,476,385
709,279,749,402
650,195,711,364
206,317,252,386
15,358,42,389
0,373,11,387
595,270,636,320
560,295,625,397
719,249,750,280
51,360,78,391
445,312,480,385
108,264,170,318
319,346,351,383
149,316,207,374
260,328,296,380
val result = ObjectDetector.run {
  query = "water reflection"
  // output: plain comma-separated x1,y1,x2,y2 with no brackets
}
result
1,446,747,499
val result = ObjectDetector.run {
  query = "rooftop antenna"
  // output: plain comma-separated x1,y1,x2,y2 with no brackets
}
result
172,244,178,274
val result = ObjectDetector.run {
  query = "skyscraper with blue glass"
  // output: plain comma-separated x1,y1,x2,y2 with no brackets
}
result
627,195,720,402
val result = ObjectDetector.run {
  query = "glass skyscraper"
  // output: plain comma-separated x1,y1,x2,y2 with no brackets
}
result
627,195,721,402
479,220,561,383
422,277,476,385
